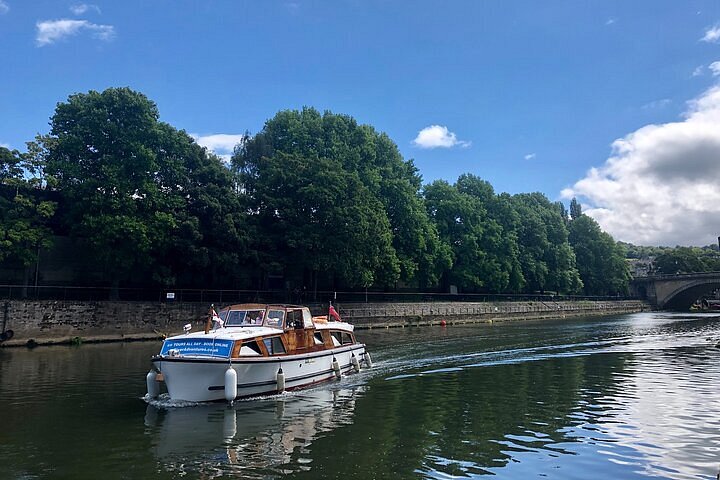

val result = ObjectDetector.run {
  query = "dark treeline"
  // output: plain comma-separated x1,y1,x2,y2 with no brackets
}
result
624,243,720,275
0,87,632,296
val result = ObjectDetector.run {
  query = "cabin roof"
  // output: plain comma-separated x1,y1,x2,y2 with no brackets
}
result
218,303,306,311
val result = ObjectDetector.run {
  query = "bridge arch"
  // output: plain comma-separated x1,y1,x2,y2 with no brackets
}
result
660,279,720,310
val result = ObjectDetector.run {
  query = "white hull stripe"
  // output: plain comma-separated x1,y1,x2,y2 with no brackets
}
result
206,363,354,391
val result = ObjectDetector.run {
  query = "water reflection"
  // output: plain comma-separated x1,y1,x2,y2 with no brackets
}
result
594,349,720,479
2,313,720,479
144,386,363,478
290,314,720,479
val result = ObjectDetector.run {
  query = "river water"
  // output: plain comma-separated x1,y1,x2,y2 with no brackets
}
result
1,312,720,479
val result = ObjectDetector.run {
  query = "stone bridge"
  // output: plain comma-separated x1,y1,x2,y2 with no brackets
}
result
630,272,720,310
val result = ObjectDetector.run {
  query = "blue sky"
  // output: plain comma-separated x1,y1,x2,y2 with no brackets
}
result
2,1,720,245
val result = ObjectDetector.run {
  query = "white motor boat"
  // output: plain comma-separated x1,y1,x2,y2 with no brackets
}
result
146,303,371,402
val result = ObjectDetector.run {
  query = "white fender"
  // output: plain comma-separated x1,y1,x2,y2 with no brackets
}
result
146,370,159,399
364,351,373,368
276,367,286,393
224,366,237,402
332,357,341,379
351,353,361,373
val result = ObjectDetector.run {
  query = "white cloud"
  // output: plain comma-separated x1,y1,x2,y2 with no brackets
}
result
641,98,671,110
692,65,704,77
191,133,245,163
709,61,720,77
605,18,616,26
0,142,10,149
701,24,720,43
412,125,471,149
562,85,720,246
70,4,101,15
0,1,8,15
36,19,115,46
524,153,536,160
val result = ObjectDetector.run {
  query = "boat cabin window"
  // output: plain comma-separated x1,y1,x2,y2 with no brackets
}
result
224,309,265,326
263,336,286,355
286,309,304,329
331,331,354,346
248,310,264,325
225,310,243,326
302,308,314,328
313,332,324,345
240,340,263,356
265,310,285,328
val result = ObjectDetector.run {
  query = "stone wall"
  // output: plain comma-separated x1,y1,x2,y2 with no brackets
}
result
0,299,649,347
1,300,210,346
340,300,648,328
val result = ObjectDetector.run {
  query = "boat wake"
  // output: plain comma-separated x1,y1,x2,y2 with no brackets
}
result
144,313,720,407
143,393,201,409
368,314,720,382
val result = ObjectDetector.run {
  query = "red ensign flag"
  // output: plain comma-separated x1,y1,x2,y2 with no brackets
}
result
328,305,341,321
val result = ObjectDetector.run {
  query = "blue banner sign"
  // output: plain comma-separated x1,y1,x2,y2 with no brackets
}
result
160,338,234,358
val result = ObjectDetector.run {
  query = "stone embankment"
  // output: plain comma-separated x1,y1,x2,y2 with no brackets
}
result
342,300,646,327
0,299,648,347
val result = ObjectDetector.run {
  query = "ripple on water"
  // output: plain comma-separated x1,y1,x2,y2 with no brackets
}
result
4,313,720,479
377,314,720,479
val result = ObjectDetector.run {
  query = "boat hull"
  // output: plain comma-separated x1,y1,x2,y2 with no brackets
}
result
152,344,366,402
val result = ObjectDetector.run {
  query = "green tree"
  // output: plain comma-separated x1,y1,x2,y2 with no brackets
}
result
150,123,248,287
0,146,57,281
569,197,582,220
619,242,666,260
45,88,168,291
697,245,720,271
234,108,448,290
654,247,708,274
511,193,582,294
0,146,23,182
568,215,630,294
424,177,518,292
44,87,247,292
375,141,451,289
456,174,524,291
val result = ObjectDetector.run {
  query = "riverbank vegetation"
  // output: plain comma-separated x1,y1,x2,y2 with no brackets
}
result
623,243,720,275
0,87,637,295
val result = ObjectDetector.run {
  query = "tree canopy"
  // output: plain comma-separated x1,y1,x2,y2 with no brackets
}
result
510,193,582,293
568,214,630,294
43,87,247,289
653,247,720,274
425,176,523,292
0,146,56,270
233,107,449,290
0,87,640,297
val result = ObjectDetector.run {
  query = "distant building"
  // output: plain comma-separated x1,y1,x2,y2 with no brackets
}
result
628,257,655,277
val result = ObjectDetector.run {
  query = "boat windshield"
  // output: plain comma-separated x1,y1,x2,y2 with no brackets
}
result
222,309,265,327
265,309,285,328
